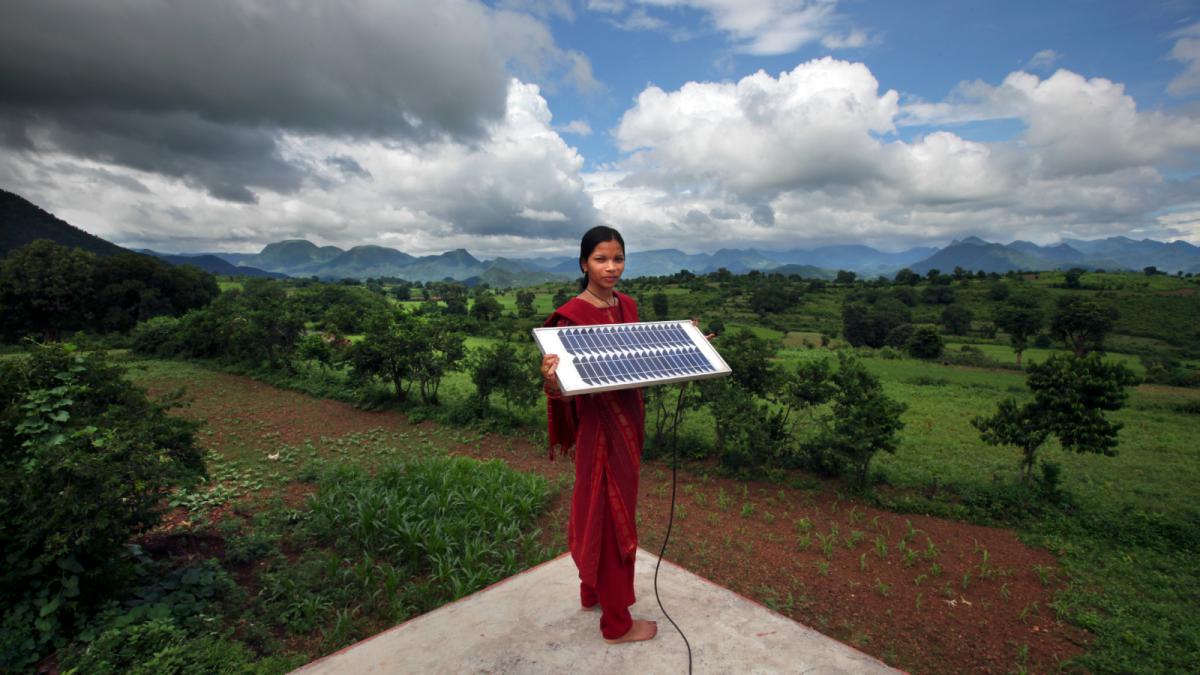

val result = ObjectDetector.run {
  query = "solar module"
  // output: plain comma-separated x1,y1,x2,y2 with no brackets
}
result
532,320,732,394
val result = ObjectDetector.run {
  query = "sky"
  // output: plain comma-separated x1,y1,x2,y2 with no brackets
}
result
2,0,1200,258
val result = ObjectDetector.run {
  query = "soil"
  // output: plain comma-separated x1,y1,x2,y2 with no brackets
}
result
143,370,1088,674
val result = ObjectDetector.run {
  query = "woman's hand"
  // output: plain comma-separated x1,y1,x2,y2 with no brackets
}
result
691,317,716,341
541,353,562,393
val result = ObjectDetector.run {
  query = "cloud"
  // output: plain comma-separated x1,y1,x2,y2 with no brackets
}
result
821,29,872,49
616,58,899,198
3,80,599,255
0,0,597,203
1167,22,1200,96
596,0,862,55
901,69,1200,177
590,59,1200,250
556,120,595,135
1026,49,1060,71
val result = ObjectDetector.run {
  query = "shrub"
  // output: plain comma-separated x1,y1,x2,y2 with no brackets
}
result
59,617,257,675
131,315,182,357
0,344,205,668
811,352,907,485
906,327,945,359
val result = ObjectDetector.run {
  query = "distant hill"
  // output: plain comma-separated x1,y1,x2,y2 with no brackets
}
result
141,251,286,278
294,245,416,278
909,237,1141,275
0,189,130,258
1063,236,1200,273
759,244,936,275
769,264,837,279
468,258,573,288
245,239,345,274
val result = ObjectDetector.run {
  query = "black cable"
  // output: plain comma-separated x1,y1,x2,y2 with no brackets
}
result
653,385,693,674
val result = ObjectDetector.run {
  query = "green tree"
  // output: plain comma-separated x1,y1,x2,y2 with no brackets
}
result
651,292,669,320
1049,295,1118,357
749,283,795,315
470,292,503,322
815,353,906,486
920,284,955,304
940,304,973,335
441,284,468,315
468,341,539,414
835,270,857,284
0,344,205,667
995,294,1044,366
552,287,572,309
841,298,911,348
0,239,94,340
973,353,1138,482
515,290,536,318
1063,268,1084,289
893,268,920,286
906,326,944,359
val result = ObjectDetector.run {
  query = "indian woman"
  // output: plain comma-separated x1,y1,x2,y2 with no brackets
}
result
540,226,658,644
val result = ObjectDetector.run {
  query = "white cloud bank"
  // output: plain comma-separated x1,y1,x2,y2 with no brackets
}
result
592,58,1200,251
2,80,597,257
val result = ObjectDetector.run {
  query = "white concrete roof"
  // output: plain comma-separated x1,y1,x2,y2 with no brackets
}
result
294,549,903,674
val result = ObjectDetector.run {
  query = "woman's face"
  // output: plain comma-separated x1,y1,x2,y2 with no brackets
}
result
582,240,625,292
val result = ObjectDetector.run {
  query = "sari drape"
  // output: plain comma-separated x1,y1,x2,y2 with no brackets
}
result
544,293,644,588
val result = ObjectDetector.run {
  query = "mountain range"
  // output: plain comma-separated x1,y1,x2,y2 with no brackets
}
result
3,188,1199,285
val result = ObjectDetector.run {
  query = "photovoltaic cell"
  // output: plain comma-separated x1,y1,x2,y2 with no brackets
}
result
532,320,732,394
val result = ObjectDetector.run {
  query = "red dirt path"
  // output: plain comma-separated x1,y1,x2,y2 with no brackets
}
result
145,370,1087,674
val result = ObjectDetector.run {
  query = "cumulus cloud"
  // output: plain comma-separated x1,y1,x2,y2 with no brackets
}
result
592,58,1200,250
616,58,899,198
0,0,598,203
900,69,1200,177
597,0,862,55
4,80,598,255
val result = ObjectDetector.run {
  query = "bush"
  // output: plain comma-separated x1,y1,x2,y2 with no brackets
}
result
60,617,257,675
131,316,182,357
906,326,945,359
0,344,205,668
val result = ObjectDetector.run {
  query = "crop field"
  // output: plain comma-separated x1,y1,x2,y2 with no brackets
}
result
110,333,1200,674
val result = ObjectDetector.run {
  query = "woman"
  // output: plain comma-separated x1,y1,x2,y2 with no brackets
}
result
541,226,658,644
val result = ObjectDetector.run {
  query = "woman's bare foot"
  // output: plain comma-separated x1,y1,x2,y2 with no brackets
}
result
581,603,598,612
604,619,657,644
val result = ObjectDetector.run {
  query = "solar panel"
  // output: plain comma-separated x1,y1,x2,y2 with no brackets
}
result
532,320,732,394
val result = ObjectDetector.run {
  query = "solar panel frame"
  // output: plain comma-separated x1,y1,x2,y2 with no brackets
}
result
532,320,732,395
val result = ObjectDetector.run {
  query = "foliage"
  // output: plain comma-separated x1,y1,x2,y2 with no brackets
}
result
841,299,912,348
470,292,503,322
1049,295,1119,357
973,353,1138,481
0,239,94,340
651,292,669,319
290,284,389,334
813,352,907,485
0,240,218,341
515,290,536,318
906,326,945,360
467,341,540,414
305,456,549,603
994,293,1044,366
939,304,973,335
749,282,798,315
0,344,204,668
350,310,465,404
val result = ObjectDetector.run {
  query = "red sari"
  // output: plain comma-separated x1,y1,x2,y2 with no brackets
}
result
544,292,645,639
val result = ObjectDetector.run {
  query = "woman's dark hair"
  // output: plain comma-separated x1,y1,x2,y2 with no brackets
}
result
578,226,625,290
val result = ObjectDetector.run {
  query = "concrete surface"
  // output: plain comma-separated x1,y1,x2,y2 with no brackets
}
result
294,548,902,674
